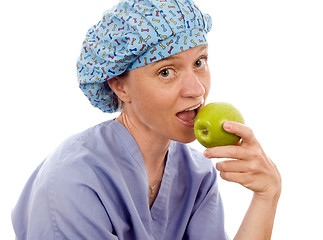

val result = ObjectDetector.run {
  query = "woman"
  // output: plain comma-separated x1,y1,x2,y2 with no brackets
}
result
12,0,281,239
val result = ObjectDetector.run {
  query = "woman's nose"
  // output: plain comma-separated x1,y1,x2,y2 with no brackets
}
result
180,71,206,99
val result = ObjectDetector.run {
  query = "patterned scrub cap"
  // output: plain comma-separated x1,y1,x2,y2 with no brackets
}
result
77,0,212,113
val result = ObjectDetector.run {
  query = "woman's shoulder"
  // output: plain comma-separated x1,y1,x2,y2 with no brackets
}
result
35,120,121,186
12,120,120,239
50,119,117,159
17,119,139,201
61,119,115,149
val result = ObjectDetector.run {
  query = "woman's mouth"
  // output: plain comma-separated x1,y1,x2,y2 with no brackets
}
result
176,103,202,128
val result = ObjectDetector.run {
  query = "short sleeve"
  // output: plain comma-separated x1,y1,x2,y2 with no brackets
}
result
184,168,231,240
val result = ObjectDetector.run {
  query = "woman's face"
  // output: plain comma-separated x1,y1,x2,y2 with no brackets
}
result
120,44,211,143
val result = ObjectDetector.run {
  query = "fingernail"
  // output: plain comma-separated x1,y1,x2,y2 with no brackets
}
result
223,121,232,130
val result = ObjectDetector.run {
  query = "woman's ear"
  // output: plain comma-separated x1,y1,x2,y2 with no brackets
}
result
107,76,131,103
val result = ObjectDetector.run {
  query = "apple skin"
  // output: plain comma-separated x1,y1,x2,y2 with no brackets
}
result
194,102,245,148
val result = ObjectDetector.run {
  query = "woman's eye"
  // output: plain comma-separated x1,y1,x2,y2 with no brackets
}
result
194,58,207,68
160,69,170,77
158,68,175,79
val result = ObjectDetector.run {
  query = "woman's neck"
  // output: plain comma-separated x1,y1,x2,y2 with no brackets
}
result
116,112,170,181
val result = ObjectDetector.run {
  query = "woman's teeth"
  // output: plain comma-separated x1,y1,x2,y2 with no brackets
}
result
185,104,201,111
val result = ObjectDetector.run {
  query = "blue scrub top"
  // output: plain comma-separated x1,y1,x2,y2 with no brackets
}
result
12,120,229,239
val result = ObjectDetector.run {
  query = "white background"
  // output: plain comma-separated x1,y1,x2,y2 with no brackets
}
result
1,0,322,239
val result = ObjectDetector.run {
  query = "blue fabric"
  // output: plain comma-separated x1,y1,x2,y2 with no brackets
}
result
76,0,212,113
12,120,229,240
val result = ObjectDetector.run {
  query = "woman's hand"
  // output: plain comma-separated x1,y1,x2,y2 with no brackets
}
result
204,121,281,200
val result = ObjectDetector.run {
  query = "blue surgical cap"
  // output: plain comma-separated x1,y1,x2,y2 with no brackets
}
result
77,0,212,113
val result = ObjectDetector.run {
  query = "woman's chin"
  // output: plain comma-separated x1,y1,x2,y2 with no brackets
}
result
171,131,196,144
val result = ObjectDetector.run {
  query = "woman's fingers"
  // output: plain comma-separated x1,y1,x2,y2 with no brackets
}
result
203,122,282,197
204,122,260,160
204,145,256,161
218,171,256,187
223,121,257,146
216,159,253,173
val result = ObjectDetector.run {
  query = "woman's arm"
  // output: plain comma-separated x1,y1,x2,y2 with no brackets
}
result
204,121,282,240
233,192,280,240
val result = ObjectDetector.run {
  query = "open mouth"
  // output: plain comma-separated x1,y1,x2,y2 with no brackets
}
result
176,103,203,127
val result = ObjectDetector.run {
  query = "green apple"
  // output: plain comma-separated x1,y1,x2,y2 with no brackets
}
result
194,102,245,148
